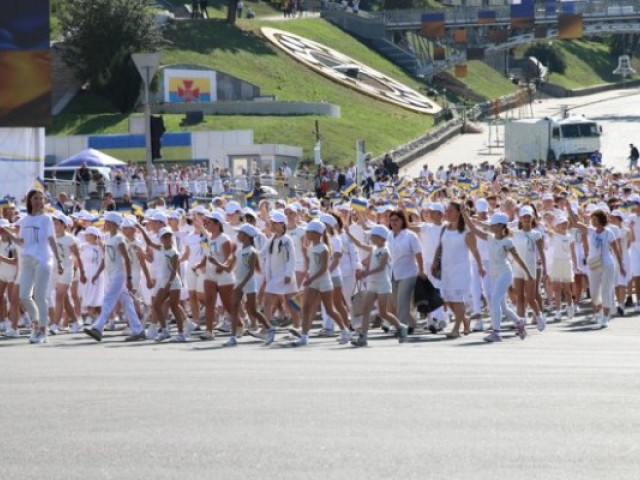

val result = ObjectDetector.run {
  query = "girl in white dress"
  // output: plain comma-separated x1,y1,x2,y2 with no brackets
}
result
222,224,273,346
347,225,406,347
609,210,633,316
79,227,104,321
462,210,531,342
547,214,576,322
296,221,351,347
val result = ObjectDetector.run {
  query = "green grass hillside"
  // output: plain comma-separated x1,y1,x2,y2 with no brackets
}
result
517,39,640,90
52,17,437,165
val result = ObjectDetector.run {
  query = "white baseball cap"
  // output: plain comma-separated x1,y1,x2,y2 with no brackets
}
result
158,226,173,237
104,211,123,226
306,220,325,235
370,225,389,240
519,205,534,217
489,212,509,226
225,201,242,215
319,213,338,229
475,198,489,213
270,211,286,223
85,227,101,238
238,224,258,238
207,211,226,224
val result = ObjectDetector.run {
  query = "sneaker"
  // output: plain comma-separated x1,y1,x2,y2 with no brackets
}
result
472,319,484,332
616,306,624,317
155,329,171,342
29,330,47,344
316,328,336,337
49,324,60,335
3,327,19,338
600,315,610,329
483,331,502,342
593,312,602,325
186,321,199,335
293,335,308,347
350,334,368,347
216,320,232,334
337,329,352,345
124,330,147,342
264,328,276,345
248,329,266,340
536,314,546,332
199,330,215,341
19,315,32,329
566,305,575,319
170,333,187,343
380,321,390,333
516,322,527,340
223,336,237,347
625,296,634,308
0,320,8,332
398,325,408,343
70,321,83,334
554,311,562,322
122,327,132,336
428,323,438,334
104,322,117,332
146,324,159,340
83,328,102,342
287,327,302,338
437,320,447,332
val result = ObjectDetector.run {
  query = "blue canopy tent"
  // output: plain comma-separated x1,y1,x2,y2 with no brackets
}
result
56,148,126,168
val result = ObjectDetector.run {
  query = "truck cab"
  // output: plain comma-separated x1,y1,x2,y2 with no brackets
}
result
548,115,601,162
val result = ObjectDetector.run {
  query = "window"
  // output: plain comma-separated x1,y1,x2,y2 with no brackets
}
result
552,127,560,139
561,123,599,138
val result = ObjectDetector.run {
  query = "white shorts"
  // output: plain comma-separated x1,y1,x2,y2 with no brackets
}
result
367,280,392,295
0,264,16,283
158,275,182,291
631,246,640,277
235,278,257,295
512,262,535,280
308,274,333,293
204,263,235,286
331,275,342,289
56,263,74,286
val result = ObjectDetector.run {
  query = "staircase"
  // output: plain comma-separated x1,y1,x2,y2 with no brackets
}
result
369,38,418,73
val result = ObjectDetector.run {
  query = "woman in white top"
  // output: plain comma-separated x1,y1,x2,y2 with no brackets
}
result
463,210,531,342
319,214,350,334
0,190,63,344
434,201,484,338
79,227,105,320
296,221,351,347
568,206,625,328
262,212,300,331
388,210,425,331
347,225,407,347
181,208,207,325
512,206,546,327
224,224,274,347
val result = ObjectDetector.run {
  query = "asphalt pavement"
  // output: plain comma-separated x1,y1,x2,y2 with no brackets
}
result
1,306,639,480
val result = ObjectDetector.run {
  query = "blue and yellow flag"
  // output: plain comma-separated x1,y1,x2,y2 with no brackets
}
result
351,198,368,212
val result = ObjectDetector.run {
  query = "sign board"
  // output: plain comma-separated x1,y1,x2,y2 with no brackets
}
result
163,68,217,103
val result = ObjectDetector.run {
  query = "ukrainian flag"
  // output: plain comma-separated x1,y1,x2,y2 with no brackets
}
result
351,198,368,212
34,177,46,192
341,179,357,196
288,294,303,313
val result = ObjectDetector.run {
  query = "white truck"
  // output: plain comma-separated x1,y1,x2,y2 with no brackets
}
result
504,114,601,164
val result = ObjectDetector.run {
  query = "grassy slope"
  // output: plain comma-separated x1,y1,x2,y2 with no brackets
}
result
518,39,640,90
447,60,518,100
52,17,434,165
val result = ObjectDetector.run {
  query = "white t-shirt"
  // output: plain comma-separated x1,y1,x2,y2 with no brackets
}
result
488,235,514,277
388,229,421,280
105,233,126,277
18,214,54,263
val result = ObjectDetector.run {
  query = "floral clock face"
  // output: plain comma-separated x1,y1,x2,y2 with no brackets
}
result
261,27,441,115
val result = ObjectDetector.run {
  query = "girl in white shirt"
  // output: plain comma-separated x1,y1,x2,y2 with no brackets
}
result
222,224,273,347
0,190,62,344
347,225,406,347
463,210,532,343
547,215,577,321
319,214,350,335
296,221,351,347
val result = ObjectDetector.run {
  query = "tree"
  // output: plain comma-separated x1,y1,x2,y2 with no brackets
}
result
58,0,161,112
524,43,567,74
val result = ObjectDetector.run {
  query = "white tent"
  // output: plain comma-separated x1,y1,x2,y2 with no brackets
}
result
57,148,126,168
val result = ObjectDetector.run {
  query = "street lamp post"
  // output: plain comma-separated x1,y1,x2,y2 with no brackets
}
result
132,53,161,196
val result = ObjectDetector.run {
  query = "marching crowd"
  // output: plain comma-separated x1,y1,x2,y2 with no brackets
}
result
1,159,638,347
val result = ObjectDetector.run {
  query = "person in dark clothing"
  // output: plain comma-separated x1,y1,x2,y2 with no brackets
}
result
171,187,192,211
75,162,92,199
630,144,639,171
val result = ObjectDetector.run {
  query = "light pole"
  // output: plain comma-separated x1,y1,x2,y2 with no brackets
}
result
132,52,161,196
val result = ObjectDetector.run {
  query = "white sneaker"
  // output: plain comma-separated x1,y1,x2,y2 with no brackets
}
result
516,320,527,340
223,336,237,347
122,327,132,336
264,328,276,345
19,315,32,329
170,333,187,343
3,327,19,338
316,328,336,337
294,335,308,347
0,320,8,332
154,329,171,342
554,311,562,322
600,315,610,329
70,321,83,334
484,331,502,342
199,330,215,341
216,320,232,333
337,329,352,345
566,305,575,318
29,330,47,344
536,314,546,332
49,324,60,335
472,319,484,332
186,321,198,335
146,324,159,340
104,322,117,331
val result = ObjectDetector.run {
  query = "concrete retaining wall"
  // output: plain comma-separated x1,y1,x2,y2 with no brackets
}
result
152,101,341,117
539,79,640,98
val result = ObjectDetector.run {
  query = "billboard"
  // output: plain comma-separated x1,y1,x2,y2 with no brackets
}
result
510,0,535,29
163,69,217,103
0,1,51,128
558,13,583,39
421,13,445,39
